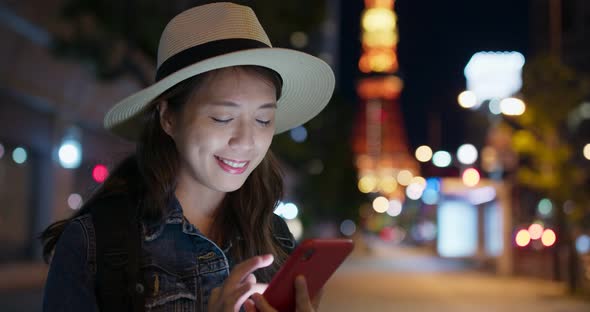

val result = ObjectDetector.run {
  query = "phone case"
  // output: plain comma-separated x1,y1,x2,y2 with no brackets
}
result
263,238,354,312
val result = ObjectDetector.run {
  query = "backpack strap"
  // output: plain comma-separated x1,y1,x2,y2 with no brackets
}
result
90,194,145,312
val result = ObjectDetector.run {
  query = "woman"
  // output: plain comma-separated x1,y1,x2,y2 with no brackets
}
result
40,2,335,312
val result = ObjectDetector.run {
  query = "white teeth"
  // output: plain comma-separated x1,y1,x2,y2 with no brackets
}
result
220,158,247,168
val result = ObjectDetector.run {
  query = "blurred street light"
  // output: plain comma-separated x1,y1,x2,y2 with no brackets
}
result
576,234,590,254
500,97,526,116
462,168,480,187
358,175,378,193
396,169,413,186
538,198,553,217
373,196,389,213
432,151,452,168
528,223,544,240
12,147,27,164
92,164,109,183
584,143,590,160
386,199,402,216
58,139,82,169
457,143,478,165
458,90,478,109
415,145,433,162
541,229,556,247
515,229,531,247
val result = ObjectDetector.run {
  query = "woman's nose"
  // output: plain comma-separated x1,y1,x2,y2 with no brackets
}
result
228,120,255,151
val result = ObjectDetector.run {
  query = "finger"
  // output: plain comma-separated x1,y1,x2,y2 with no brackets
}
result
244,273,257,285
251,293,278,312
294,275,313,311
228,255,274,285
234,283,268,310
244,299,257,312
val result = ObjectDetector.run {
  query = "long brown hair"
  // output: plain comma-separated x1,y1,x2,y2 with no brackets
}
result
40,65,287,281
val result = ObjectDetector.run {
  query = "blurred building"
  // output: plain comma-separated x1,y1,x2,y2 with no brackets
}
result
0,0,141,262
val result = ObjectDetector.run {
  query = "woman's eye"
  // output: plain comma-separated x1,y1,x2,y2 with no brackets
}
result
256,119,271,126
211,117,233,123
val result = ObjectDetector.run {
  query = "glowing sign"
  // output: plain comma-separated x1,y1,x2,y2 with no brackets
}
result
437,200,478,257
464,51,525,104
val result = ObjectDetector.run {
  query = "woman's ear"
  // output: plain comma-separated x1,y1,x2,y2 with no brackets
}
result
158,100,175,138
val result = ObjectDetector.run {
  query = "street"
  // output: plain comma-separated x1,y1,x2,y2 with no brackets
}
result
320,244,590,311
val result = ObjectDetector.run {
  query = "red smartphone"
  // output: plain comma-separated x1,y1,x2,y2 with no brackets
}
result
263,238,354,311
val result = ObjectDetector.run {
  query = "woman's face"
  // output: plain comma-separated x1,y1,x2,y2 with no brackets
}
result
161,67,277,193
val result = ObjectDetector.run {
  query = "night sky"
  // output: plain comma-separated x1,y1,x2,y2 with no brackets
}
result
339,0,530,154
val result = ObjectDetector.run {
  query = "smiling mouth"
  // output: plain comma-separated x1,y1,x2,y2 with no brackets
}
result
215,156,250,174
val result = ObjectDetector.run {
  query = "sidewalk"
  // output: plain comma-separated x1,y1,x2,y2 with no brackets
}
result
320,241,590,311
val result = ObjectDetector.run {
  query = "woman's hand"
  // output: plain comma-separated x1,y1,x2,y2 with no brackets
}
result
208,254,274,312
246,275,324,312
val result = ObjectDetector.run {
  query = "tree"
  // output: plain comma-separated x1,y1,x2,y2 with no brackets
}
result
510,54,590,291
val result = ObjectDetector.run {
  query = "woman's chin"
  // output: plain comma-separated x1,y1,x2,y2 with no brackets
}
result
215,180,247,193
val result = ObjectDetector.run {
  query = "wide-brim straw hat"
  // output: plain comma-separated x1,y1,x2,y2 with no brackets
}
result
104,2,335,141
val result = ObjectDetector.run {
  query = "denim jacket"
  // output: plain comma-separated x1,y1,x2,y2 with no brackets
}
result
43,197,296,311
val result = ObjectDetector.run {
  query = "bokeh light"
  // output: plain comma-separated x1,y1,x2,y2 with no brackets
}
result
488,98,502,115
515,229,531,247
290,31,308,48
415,145,433,162
500,97,526,116
275,202,299,220
528,223,544,240
358,175,378,193
432,151,452,168
58,139,82,169
92,164,109,183
457,144,478,165
584,143,590,160
340,219,356,236
541,229,556,247
410,176,427,189
396,170,413,186
386,199,402,217
67,193,83,210
282,203,299,220
406,183,424,200
421,189,439,205
425,178,441,192
373,196,389,213
362,8,396,32
458,91,478,109
12,147,27,164
538,198,553,217
462,168,480,187
289,126,308,143
379,176,398,193
575,235,590,254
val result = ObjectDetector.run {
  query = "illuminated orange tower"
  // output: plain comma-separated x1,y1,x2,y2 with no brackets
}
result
354,0,419,201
